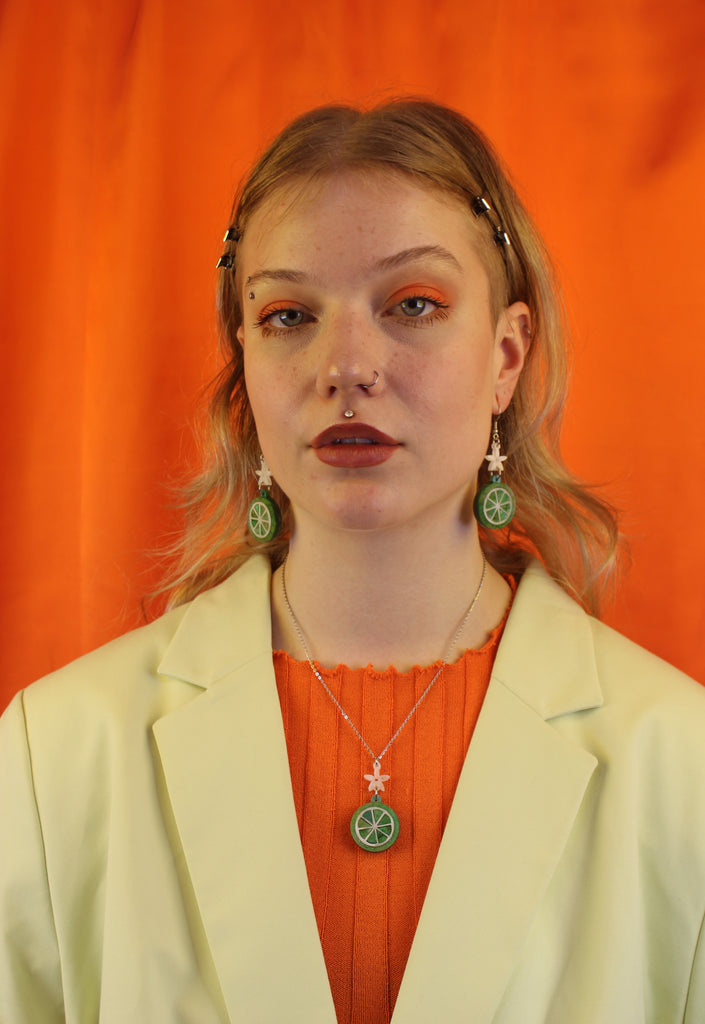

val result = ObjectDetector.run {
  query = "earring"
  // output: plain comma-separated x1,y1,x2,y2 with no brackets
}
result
474,414,516,529
247,456,282,541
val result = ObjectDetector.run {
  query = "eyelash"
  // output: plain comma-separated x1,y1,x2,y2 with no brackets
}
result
253,293,450,335
388,294,450,327
254,306,312,336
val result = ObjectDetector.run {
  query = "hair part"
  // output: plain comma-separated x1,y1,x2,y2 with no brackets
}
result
157,98,619,615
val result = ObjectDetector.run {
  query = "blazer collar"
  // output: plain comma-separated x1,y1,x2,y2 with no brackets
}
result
154,555,336,1020
157,556,603,715
156,554,274,687
153,556,602,1024
493,561,603,720
394,562,602,1022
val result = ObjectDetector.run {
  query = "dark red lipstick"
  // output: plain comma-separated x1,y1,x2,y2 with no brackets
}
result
310,423,400,468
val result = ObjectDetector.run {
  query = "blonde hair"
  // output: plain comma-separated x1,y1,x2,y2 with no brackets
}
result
161,99,618,614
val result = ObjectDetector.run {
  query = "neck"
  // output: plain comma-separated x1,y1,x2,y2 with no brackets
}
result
271,519,512,671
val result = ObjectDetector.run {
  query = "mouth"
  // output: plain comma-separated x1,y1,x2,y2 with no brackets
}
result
310,423,400,468
310,424,400,448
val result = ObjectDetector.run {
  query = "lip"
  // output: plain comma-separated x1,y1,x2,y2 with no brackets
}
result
311,423,400,447
310,422,401,468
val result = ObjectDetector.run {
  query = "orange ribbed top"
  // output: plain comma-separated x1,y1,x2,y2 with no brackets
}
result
274,605,509,1024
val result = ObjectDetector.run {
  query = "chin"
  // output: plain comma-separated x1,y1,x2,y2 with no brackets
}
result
299,481,406,534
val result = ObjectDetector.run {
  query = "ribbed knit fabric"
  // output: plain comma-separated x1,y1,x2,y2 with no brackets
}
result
274,604,509,1024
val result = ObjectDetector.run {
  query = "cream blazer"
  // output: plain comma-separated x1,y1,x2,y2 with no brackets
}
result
1,556,705,1023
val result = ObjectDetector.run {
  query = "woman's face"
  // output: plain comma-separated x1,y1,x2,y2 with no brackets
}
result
237,172,529,539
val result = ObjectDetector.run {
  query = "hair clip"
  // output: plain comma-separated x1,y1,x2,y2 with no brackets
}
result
493,226,511,250
472,196,492,217
223,226,241,243
472,194,511,258
216,253,234,269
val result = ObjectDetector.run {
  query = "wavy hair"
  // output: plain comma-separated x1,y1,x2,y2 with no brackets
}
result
160,99,619,614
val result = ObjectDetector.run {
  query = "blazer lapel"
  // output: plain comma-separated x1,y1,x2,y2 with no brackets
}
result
152,557,336,1022
393,565,602,1023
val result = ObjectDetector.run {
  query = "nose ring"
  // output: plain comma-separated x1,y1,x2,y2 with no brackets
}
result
360,370,379,390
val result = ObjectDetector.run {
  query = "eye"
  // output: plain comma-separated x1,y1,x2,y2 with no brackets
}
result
399,296,436,318
385,288,450,327
271,308,305,328
254,304,313,334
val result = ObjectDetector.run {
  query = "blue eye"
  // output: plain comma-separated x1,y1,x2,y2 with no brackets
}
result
386,291,450,327
399,297,431,317
255,305,311,333
274,309,304,327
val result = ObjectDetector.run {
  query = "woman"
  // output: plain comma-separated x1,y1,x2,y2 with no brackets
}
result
1,100,704,1023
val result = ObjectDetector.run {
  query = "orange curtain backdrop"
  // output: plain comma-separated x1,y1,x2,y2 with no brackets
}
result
1,0,704,711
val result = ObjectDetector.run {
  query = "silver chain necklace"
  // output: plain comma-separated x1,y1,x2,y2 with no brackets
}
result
280,554,487,852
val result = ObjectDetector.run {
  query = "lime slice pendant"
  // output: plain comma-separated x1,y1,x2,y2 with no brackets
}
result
247,492,281,541
350,795,400,852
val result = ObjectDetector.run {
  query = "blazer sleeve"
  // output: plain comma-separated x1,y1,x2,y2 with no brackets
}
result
685,908,705,1023
0,692,65,1024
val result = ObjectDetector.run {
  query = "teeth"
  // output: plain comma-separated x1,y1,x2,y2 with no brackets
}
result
332,438,376,445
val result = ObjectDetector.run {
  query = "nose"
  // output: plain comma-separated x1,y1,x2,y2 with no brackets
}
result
314,313,383,402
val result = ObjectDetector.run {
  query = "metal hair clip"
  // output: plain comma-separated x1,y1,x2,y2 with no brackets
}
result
217,226,241,268
472,196,492,217
493,226,511,249
472,195,511,258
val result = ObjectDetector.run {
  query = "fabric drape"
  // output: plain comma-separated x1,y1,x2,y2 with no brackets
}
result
1,0,704,709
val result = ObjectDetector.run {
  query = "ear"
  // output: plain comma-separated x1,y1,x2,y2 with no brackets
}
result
236,324,245,348
492,301,531,412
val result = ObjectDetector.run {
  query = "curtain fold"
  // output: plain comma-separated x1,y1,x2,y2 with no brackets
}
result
2,0,704,709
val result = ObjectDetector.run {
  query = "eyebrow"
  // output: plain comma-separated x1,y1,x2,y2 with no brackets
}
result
371,245,462,274
245,245,462,289
245,268,311,288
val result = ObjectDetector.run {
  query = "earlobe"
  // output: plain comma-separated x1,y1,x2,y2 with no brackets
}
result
236,324,245,349
494,301,531,409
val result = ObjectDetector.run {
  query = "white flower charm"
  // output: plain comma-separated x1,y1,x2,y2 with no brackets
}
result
364,760,390,794
255,457,273,488
484,439,507,475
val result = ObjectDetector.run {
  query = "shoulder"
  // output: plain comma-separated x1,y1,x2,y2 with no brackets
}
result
503,562,705,729
4,555,274,737
502,565,705,809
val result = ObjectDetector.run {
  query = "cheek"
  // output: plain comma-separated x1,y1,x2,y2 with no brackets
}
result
244,352,302,449
403,348,493,425
243,352,276,440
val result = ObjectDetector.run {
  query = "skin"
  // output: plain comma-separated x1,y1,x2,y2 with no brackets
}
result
236,171,530,670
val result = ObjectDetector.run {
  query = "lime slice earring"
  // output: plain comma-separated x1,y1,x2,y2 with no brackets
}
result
247,456,282,541
474,414,516,529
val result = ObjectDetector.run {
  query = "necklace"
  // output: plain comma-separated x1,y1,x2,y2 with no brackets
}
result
280,554,487,853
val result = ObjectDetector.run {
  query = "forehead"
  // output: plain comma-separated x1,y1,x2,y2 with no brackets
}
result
239,170,488,277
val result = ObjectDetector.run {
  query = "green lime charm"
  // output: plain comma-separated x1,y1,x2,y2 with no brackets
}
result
247,492,281,541
247,456,282,541
474,478,516,529
350,795,400,852
476,413,516,529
